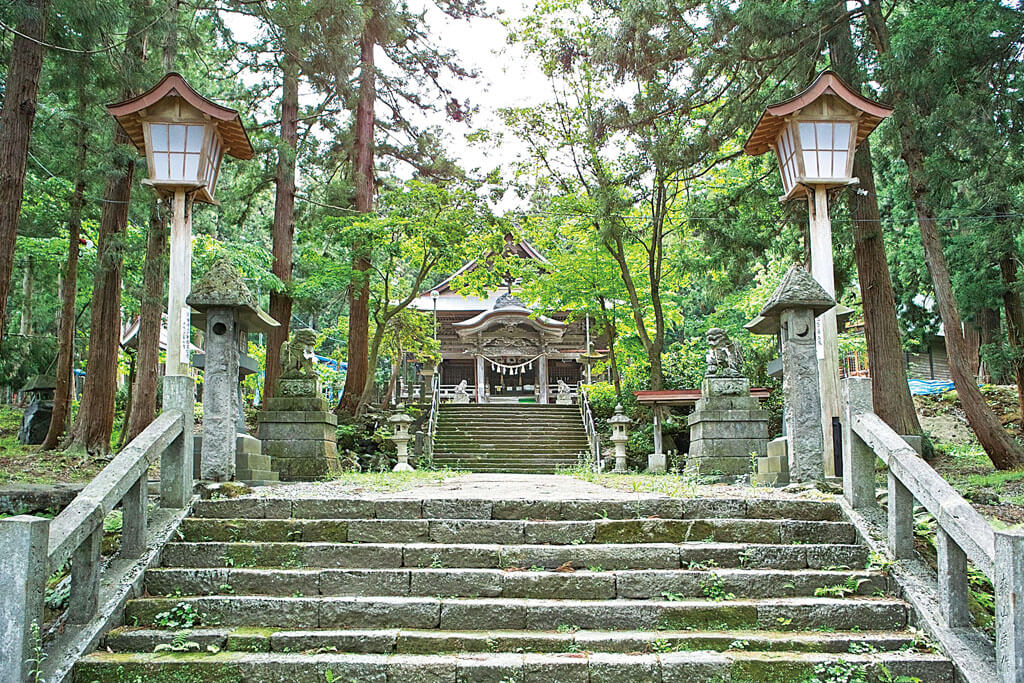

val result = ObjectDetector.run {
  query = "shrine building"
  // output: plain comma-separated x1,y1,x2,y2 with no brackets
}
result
410,238,601,404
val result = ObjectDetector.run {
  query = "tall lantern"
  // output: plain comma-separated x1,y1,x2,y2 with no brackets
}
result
745,71,892,476
107,73,254,375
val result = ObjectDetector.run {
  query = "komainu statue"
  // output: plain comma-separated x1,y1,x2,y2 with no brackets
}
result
280,328,318,378
705,327,744,377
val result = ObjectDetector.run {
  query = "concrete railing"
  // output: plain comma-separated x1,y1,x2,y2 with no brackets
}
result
0,376,195,683
842,377,1023,682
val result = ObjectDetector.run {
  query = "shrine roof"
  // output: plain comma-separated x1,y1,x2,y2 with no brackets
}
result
633,388,771,406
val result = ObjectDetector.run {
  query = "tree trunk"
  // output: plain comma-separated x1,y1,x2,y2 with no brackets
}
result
117,351,136,449
964,319,982,378
41,88,87,451
338,26,377,415
63,125,135,456
827,9,922,435
0,0,49,342
999,253,1024,425
864,0,1024,469
126,203,167,441
848,144,922,434
19,256,33,337
904,142,1022,468
978,307,1002,383
380,355,402,409
264,50,299,403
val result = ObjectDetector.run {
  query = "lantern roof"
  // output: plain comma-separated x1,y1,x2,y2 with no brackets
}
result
747,266,836,336
107,72,254,160
743,71,893,156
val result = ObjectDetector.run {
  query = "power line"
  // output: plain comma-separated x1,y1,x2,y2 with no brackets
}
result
0,4,174,55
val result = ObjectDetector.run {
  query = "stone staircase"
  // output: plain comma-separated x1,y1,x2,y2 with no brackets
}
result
76,492,953,682
432,404,590,473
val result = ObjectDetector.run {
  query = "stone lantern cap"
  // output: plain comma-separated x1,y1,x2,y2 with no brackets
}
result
19,374,56,394
608,404,631,425
746,266,836,336
388,411,414,426
187,259,279,333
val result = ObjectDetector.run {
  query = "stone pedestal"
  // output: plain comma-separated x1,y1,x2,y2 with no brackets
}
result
647,452,667,474
257,376,340,481
687,376,768,477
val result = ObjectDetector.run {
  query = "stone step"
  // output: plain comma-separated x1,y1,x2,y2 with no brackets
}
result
102,625,917,655
430,466,572,474
145,566,887,600
122,595,909,632
160,541,869,571
76,650,954,683
177,517,857,545
189,496,845,522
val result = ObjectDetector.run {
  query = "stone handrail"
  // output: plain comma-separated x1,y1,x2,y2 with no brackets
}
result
842,377,1022,682
1,375,196,683
578,385,602,471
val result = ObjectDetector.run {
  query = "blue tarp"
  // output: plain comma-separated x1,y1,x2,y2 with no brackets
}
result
908,379,956,395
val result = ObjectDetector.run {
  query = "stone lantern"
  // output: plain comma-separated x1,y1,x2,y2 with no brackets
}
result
745,71,892,477
608,404,631,474
747,266,836,482
187,259,278,482
108,73,254,377
389,409,415,472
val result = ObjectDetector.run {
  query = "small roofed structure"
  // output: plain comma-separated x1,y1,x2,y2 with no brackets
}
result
107,72,254,204
746,266,837,336
744,70,893,201
186,259,278,334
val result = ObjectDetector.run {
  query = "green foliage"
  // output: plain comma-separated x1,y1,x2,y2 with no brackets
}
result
153,602,202,629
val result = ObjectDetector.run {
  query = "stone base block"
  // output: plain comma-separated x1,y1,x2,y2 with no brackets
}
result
689,420,768,440
263,439,340,460
689,437,767,459
647,452,666,474
237,434,262,455
701,376,750,397
276,376,319,397
685,455,750,477
753,438,790,487
264,396,330,412
273,453,340,480
257,421,337,441
693,396,760,412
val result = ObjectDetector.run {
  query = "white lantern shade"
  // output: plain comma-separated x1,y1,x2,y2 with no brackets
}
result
144,120,224,201
774,115,857,198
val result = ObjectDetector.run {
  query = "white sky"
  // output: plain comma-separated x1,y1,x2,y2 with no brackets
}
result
223,1,551,212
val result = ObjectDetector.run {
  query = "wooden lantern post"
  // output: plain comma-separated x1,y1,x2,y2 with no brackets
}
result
744,71,892,476
107,73,254,376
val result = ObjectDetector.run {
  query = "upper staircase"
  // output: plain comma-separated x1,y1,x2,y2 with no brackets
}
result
432,403,590,473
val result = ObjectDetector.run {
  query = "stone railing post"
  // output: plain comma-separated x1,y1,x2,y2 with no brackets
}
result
888,470,915,559
995,529,1024,682
0,515,49,682
936,527,971,628
161,375,195,508
841,377,876,509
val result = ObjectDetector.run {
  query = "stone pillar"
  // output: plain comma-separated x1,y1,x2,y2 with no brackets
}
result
421,361,436,404
201,307,240,481
609,404,631,474
649,409,666,473
476,355,486,404
995,530,1024,682
538,355,548,404
0,515,48,683
780,307,825,482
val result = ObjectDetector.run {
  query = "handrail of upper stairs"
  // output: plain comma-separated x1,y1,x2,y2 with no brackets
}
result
425,370,441,460
579,385,602,471
842,376,1023,683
